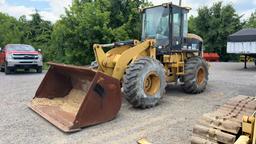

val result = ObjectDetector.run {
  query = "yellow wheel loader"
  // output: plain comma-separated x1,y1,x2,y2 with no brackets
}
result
28,2,209,132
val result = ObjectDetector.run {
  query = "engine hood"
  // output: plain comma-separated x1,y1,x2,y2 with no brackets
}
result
7,50,40,55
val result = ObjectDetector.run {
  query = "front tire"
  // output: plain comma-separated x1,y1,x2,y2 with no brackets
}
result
182,56,208,94
5,62,11,75
37,67,42,73
123,57,166,109
25,68,30,72
0,65,4,72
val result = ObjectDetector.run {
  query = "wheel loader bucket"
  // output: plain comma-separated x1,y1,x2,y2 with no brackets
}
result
28,63,122,132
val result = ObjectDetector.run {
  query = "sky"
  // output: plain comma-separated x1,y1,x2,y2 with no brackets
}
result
0,0,255,23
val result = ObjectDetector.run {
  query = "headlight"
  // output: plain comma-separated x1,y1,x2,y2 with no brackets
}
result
6,54,13,60
158,46,163,49
38,54,43,60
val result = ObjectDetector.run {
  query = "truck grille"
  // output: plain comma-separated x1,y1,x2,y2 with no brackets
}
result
13,54,38,60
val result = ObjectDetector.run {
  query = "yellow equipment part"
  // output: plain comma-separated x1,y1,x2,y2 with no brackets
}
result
137,138,152,144
235,136,250,144
192,96,256,144
93,39,156,80
235,114,256,144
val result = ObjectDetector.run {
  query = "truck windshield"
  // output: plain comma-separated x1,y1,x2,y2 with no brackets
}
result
6,45,35,51
142,6,169,46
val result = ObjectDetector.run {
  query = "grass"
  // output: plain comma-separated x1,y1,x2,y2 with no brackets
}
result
43,63,50,70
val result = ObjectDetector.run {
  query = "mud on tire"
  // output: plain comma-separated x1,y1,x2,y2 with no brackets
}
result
182,56,208,94
122,57,166,109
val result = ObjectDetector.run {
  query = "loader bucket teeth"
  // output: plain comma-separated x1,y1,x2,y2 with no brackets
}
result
28,63,122,132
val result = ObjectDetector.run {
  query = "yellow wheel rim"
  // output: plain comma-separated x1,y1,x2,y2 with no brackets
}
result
144,72,160,96
196,66,206,85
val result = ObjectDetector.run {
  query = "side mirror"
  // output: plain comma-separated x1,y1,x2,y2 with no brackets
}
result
38,49,41,52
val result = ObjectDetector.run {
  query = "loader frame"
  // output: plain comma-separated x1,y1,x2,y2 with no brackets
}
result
93,39,156,80
93,39,201,83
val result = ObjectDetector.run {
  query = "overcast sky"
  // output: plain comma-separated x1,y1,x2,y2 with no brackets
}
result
0,0,255,22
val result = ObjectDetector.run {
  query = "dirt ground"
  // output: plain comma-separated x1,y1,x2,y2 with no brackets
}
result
0,62,256,144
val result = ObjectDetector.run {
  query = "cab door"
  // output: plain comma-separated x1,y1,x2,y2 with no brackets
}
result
171,6,182,50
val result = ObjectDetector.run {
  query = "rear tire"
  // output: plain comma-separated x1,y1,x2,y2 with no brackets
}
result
182,56,208,94
123,57,166,108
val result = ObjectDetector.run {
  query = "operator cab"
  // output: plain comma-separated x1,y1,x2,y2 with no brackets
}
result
141,3,202,54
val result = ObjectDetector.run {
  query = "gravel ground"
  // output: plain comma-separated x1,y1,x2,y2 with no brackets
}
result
0,62,256,144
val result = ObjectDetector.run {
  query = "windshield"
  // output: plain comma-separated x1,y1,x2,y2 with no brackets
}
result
6,45,35,51
142,6,169,46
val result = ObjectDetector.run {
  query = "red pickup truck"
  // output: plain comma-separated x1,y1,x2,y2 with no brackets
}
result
0,44,43,74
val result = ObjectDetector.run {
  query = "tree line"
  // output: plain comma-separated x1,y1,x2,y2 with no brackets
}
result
0,0,255,64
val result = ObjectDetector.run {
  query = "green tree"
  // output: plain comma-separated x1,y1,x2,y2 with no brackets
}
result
191,2,242,61
19,12,53,61
50,0,112,65
244,10,256,28
50,0,151,65
0,12,23,47
25,12,52,49
188,16,196,34
0,11,52,62
109,0,152,40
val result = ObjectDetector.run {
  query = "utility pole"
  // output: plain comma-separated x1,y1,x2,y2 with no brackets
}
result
179,0,182,6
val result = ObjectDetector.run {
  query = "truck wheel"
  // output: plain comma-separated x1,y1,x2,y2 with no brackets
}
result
37,67,42,73
123,57,166,109
5,63,11,75
182,56,208,94
0,66,4,72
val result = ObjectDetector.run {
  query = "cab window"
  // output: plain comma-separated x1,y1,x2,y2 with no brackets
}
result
173,12,181,37
183,10,188,37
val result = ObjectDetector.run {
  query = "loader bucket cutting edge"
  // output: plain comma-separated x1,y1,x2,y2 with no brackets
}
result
28,63,122,132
